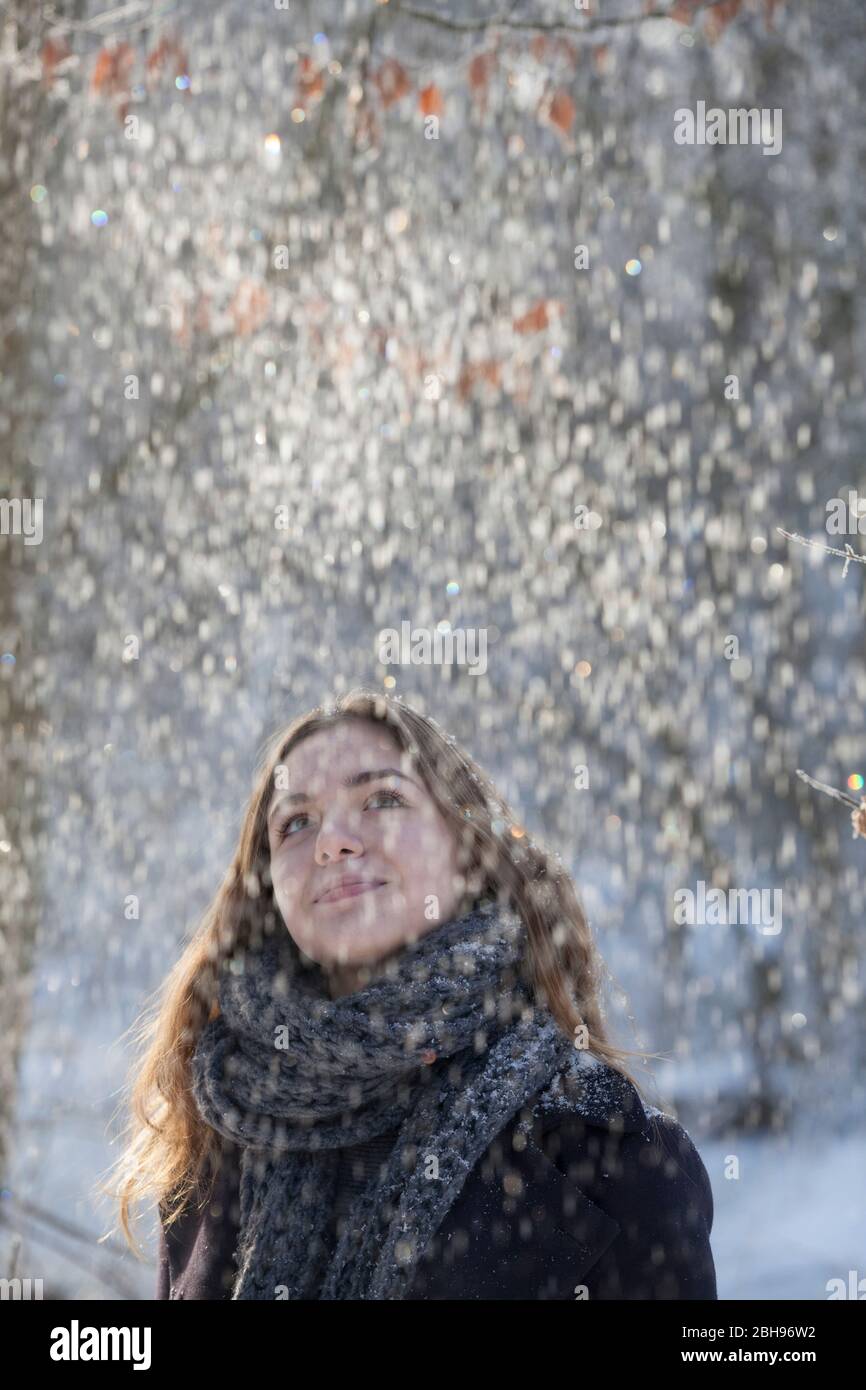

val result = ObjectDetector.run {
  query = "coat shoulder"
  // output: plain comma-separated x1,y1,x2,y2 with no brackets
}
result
527,1054,714,1230
409,1056,718,1300
515,1056,717,1298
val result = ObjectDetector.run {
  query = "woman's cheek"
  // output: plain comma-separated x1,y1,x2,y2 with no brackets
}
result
272,862,303,910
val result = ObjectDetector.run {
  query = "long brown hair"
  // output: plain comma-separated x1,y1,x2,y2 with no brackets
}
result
100,687,662,1257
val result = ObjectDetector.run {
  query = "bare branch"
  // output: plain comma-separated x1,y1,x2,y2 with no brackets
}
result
776,527,866,579
391,0,741,37
796,770,866,842
795,769,861,810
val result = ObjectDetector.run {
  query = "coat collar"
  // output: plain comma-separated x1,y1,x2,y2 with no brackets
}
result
528,1052,649,1138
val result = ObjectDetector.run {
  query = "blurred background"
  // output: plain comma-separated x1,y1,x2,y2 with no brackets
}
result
1,0,865,1300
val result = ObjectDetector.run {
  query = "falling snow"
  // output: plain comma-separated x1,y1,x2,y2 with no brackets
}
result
1,0,865,1301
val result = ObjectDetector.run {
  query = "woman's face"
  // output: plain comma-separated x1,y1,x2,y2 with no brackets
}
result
265,720,471,991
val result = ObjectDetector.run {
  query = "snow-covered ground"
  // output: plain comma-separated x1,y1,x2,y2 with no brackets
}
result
701,1129,866,1301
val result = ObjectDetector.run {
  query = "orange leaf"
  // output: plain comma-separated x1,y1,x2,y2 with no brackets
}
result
477,360,501,389
373,58,411,109
229,280,270,337
513,301,552,335
457,360,501,401
531,35,580,69
592,45,610,73
146,35,189,83
468,50,496,93
295,54,325,108
41,36,71,88
90,48,113,93
91,42,135,98
418,84,443,117
543,88,576,135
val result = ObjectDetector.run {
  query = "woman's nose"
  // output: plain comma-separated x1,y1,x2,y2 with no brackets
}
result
314,814,364,864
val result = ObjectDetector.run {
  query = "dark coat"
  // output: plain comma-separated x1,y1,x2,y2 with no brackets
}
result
156,1063,717,1300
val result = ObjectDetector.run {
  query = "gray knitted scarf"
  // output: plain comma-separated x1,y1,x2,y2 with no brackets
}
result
190,898,577,1300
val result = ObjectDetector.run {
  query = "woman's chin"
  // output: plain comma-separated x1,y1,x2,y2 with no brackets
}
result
309,919,405,967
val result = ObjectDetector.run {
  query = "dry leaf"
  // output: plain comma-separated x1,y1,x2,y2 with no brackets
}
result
542,89,576,136
146,35,189,88
468,50,497,99
229,281,270,337
457,360,502,400
418,84,443,118
373,59,411,109
592,45,610,73
41,37,72,88
296,55,325,108
91,42,135,98
513,301,554,335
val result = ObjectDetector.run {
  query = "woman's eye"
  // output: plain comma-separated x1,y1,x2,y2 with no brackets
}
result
275,789,406,844
277,813,309,841
366,788,407,810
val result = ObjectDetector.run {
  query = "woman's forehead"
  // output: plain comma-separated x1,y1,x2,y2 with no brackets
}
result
283,723,408,779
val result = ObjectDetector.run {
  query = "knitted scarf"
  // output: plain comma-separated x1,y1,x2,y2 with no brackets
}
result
190,898,577,1300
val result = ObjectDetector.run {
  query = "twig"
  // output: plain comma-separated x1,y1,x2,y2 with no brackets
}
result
776,527,866,578
0,1209,142,1299
3,1192,135,1262
5,1232,22,1279
392,0,737,36
796,769,861,810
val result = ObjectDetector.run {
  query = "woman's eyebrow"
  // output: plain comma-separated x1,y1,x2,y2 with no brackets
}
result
267,768,418,823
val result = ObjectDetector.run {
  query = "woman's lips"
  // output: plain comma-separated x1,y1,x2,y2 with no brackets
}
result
315,880,385,905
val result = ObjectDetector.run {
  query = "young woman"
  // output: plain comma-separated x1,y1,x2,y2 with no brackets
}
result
105,687,717,1300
